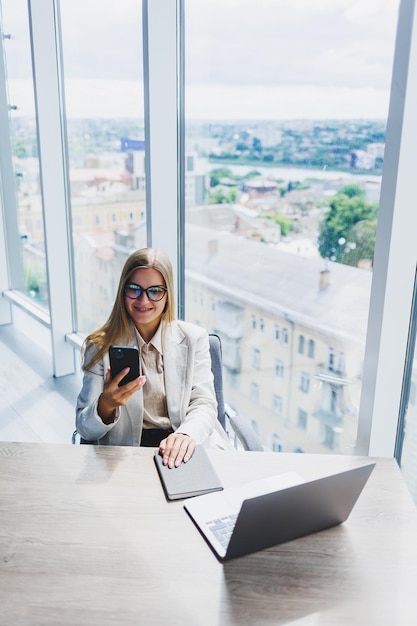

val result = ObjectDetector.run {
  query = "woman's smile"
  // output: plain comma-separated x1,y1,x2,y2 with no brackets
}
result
125,267,168,341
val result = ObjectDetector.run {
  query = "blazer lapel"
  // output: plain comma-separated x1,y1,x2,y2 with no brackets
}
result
163,324,187,428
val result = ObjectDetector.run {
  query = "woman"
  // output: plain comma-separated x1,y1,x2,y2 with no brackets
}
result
76,247,231,467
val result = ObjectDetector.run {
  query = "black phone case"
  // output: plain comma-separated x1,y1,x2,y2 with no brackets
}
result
109,345,140,386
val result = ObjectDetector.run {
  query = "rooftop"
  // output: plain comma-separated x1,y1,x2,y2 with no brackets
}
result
186,223,372,343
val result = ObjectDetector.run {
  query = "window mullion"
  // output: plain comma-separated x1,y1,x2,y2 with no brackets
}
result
28,0,74,376
358,0,417,456
143,0,182,313
0,12,21,324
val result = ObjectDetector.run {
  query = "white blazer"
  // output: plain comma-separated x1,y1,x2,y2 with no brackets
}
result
76,320,231,449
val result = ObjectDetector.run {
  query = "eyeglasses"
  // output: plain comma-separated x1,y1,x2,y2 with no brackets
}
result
124,283,167,302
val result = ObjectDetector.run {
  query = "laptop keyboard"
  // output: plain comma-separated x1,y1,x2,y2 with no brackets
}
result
206,513,238,548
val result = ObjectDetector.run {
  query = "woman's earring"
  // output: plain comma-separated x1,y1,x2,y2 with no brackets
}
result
162,301,168,314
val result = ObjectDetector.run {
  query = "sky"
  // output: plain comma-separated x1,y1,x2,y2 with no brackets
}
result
2,0,401,120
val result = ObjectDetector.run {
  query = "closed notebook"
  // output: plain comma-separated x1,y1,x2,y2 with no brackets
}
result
154,445,224,500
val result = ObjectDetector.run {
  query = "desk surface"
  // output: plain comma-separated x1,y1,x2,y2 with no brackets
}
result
1,442,417,626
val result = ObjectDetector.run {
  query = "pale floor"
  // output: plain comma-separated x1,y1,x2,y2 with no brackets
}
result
0,323,81,445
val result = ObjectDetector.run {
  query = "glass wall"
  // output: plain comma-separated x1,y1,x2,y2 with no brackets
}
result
59,0,146,336
184,0,400,453
1,0,48,309
397,266,417,503
2,0,417,494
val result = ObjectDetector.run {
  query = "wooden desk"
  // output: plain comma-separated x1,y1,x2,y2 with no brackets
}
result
1,443,417,625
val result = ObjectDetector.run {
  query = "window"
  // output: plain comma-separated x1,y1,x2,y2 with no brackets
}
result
274,359,284,379
226,369,239,389
183,0,399,457
328,348,335,372
300,373,310,394
330,387,338,413
272,394,282,415
1,0,49,309
59,0,146,336
274,325,280,342
298,409,308,430
323,425,335,450
250,382,259,403
272,433,283,452
0,0,407,466
252,348,261,370
397,280,417,502
338,352,345,374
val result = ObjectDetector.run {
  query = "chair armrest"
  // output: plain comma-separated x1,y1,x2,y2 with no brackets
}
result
71,429,96,445
225,404,264,451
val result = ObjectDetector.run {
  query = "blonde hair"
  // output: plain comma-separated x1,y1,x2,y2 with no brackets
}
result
82,248,176,370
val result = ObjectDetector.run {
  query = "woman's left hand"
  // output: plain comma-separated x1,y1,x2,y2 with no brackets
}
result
159,432,196,468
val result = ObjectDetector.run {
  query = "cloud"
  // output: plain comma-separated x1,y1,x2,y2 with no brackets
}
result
10,77,390,120
185,0,399,90
185,83,390,120
9,79,145,119
4,0,400,120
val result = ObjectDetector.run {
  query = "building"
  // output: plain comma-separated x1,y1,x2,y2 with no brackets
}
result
185,224,369,454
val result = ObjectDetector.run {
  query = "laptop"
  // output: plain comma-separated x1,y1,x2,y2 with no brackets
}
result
184,461,375,561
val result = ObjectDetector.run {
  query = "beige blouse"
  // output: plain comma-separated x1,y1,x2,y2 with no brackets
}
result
135,325,171,431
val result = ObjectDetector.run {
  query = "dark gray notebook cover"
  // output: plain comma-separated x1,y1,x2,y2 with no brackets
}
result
154,445,224,500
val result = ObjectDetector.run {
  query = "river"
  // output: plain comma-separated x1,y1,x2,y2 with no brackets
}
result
212,163,382,184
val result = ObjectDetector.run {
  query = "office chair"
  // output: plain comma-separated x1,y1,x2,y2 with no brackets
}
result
208,333,263,451
72,333,263,451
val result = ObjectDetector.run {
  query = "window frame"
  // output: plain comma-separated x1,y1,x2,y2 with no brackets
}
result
0,0,416,459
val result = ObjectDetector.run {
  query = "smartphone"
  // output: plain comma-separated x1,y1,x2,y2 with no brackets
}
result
109,345,140,386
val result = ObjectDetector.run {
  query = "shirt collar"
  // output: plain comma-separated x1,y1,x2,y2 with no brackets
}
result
134,323,163,354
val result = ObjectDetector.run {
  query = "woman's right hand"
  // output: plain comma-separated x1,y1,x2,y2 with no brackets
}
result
98,367,146,424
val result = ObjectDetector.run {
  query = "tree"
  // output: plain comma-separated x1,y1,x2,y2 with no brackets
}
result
227,187,238,203
252,137,262,153
209,167,234,187
208,186,238,205
339,183,364,199
318,185,378,265
272,213,292,237
208,188,229,204
341,219,377,267
260,212,292,236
